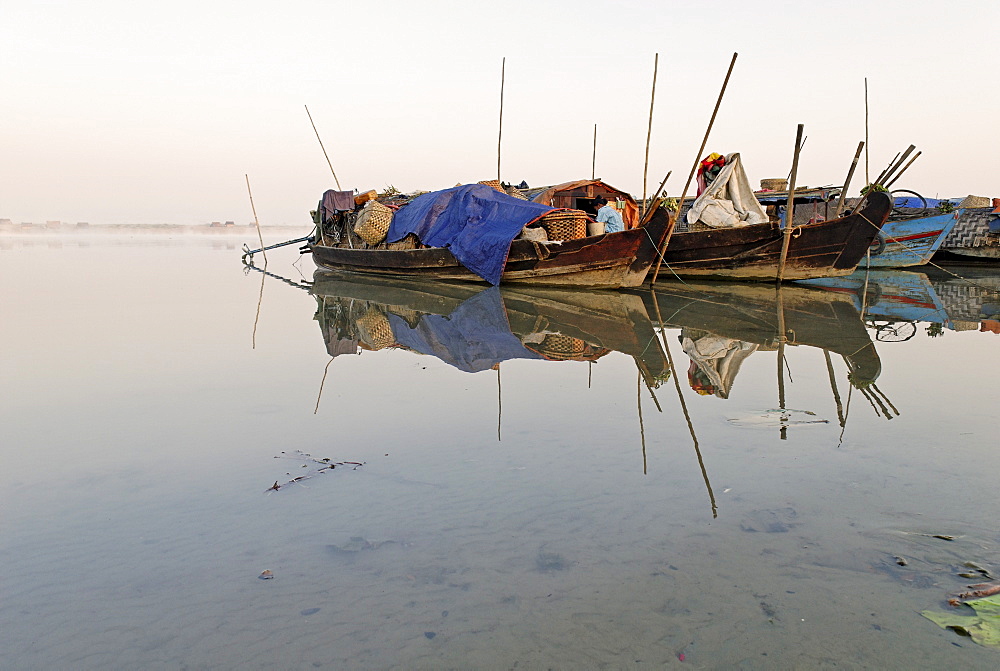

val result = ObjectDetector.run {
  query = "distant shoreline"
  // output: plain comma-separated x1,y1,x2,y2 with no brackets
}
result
0,223,309,235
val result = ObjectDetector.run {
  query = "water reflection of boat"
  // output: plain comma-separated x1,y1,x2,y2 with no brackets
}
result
798,268,1000,336
644,281,882,387
310,273,670,384
797,269,951,336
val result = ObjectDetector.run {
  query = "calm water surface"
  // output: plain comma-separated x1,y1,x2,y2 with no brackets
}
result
3,231,1000,669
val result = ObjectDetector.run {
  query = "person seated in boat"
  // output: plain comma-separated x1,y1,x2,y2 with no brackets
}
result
593,196,624,233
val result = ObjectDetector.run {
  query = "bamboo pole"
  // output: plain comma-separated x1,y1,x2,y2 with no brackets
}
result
592,123,597,180
641,53,659,220
776,124,804,282
641,170,673,225
246,174,267,266
884,150,922,189
835,141,865,217
304,105,342,190
872,152,899,188
879,144,916,186
864,78,869,184
650,52,738,285
497,57,505,182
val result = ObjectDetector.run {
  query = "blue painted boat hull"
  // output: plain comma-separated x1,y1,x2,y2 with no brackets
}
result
858,211,959,268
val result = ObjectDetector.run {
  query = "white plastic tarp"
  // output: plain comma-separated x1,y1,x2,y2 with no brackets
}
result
686,153,769,228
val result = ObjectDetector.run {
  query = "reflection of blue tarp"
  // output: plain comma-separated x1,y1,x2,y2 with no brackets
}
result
387,287,543,373
387,184,553,285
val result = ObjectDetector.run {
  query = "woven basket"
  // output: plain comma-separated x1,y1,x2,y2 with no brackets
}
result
353,200,394,245
355,307,395,350
535,334,586,361
760,178,788,191
505,185,529,200
538,209,588,241
478,179,506,193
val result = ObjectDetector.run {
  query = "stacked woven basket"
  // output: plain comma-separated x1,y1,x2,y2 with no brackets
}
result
537,209,588,241
353,200,394,245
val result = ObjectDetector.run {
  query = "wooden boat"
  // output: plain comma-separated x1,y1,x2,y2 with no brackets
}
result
309,272,670,382
308,185,674,290
858,210,959,268
651,191,893,281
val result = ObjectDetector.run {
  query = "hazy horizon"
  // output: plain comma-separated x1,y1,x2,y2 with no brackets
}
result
4,1,997,226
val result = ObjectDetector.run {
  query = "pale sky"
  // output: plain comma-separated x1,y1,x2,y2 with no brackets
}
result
2,0,997,225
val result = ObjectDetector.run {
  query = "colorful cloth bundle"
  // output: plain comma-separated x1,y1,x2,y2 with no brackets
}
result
697,152,727,195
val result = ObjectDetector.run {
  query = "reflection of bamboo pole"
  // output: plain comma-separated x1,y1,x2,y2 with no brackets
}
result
650,291,718,518
775,285,788,440
824,350,846,427
838,384,853,446
252,267,265,350
497,365,502,442
638,372,648,475
641,53,659,220
871,383,899,417
859,386,885,418
314,357,335,414
651,52,738,284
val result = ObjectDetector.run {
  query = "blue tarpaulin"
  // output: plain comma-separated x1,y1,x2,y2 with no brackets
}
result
386,184,554,285
386,287,544,372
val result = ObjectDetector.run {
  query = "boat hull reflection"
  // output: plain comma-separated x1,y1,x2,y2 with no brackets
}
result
642,281,882,388
310,273,671,384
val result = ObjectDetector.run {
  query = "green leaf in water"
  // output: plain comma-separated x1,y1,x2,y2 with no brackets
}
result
923,594,1000,649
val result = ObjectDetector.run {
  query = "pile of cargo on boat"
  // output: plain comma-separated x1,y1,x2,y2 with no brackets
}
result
304,178,675,289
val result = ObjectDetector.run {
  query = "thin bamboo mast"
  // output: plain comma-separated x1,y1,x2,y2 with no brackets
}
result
497,57,505,182
776,124,805,283
305,105,342,190
246,174,267,265
641,53,659,219
650,52,738,285
835,141,865,217
592,123,597,180
879,144,916,186
884,151,921,189
864,78,870,184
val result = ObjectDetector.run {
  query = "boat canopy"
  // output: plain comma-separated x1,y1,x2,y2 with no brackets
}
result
524,179,639,229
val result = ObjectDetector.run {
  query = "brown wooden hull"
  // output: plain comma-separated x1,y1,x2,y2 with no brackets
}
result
309,208,673,289
654,192,893,281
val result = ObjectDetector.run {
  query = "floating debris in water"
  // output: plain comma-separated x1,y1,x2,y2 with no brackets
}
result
259,569,274,580
727,408,828,428
265,451,365,491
